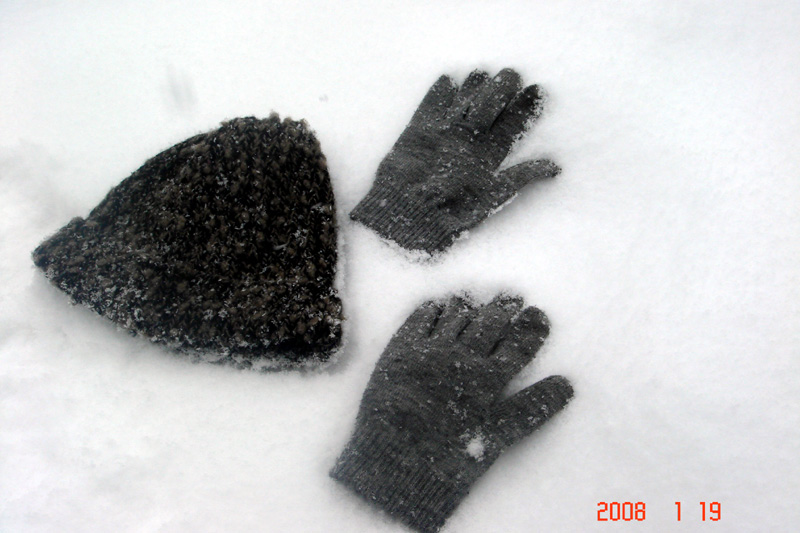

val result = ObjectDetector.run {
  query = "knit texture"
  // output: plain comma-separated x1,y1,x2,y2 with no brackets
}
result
331,295,573,532
350,68,561,255
32,115,342,366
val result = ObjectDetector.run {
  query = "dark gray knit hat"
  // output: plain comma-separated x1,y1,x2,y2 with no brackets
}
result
32,115,343,367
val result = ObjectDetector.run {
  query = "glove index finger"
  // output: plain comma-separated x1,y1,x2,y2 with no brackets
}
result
489,83,545,146
491,306,550,377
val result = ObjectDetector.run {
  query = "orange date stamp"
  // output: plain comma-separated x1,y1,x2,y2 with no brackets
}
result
596,501,721,522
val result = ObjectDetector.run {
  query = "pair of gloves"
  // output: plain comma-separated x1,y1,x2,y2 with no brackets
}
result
336,68,573,532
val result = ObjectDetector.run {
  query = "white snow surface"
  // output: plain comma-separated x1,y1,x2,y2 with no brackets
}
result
2,1,799,531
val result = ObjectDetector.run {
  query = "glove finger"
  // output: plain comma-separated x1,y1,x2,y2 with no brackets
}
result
396,300,447,340
434,295,477,339
444,70,490,124
488,159,561,209
457,68,523,134
459,69,491,98
459,294,524,354
488,375,573,450
490,306,550,378
408,75,459,130
488,84,544,147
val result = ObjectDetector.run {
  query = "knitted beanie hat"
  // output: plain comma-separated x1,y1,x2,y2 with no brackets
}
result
32,115,343,367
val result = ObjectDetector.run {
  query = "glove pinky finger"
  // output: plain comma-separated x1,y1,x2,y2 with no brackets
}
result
408,75,459,129
396,300,446,339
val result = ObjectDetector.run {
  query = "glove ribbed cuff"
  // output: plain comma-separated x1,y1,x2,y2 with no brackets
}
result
330,427,469,533
350,185,457,255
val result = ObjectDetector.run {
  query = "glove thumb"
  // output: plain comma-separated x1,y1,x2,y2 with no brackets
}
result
495,159,560,200
487,375,573,451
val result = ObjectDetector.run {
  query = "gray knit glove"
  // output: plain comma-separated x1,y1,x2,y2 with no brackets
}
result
350,68,560,254
330,295,573,533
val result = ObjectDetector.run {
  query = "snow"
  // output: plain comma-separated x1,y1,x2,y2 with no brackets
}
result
466,434,486,462
2,1,799,532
